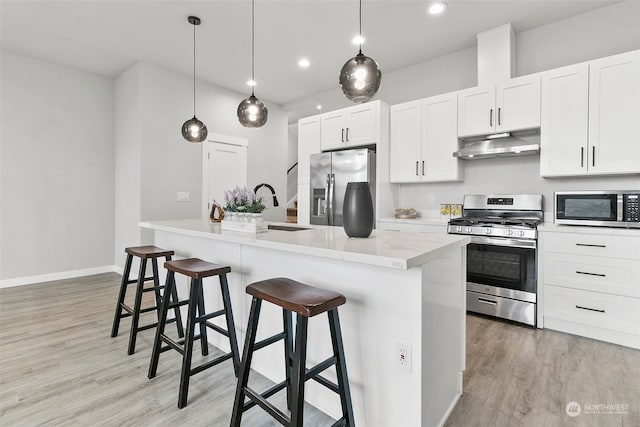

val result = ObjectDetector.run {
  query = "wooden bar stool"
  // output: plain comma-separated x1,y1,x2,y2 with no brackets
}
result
148,258,240,409
230,277,355,427
111,245,184,355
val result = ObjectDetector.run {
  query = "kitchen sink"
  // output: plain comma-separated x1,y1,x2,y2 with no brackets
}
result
267,224,311,232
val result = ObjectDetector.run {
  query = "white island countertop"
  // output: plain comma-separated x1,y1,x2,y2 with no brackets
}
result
140,218,469,270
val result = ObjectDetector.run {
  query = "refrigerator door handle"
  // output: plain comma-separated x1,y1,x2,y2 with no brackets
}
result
327,174,335,226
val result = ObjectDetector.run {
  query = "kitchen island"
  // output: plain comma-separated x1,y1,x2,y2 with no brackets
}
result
140,218,469,427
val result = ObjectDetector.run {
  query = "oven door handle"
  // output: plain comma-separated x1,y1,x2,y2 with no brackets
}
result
469,236,537,249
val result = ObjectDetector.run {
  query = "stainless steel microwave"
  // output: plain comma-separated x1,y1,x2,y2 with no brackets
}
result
555,191,640,228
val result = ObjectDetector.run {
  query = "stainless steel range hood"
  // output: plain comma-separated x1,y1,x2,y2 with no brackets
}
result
453,130,540,160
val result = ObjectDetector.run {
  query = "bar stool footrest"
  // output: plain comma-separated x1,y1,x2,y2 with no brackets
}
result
205,321,229,337
253,332,286,352
244,385,290,426
190,351,234,376
196,308,225,323
330,418,348,427
126,276,157,285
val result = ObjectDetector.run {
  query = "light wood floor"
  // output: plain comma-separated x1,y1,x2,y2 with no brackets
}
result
1,273,638,426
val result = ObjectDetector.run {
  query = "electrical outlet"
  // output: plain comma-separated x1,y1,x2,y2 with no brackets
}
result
177,192,190,202
395,342,412,373
428,193,435,203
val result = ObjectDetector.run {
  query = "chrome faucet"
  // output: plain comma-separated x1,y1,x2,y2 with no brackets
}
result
253,183,279,207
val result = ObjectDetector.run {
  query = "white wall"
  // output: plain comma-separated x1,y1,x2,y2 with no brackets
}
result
114,62,288,268
1,50,115,281
286,0,640,216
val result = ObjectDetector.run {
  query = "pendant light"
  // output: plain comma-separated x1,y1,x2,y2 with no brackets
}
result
237,0,268,128
339,0,382,103
181,16,208,143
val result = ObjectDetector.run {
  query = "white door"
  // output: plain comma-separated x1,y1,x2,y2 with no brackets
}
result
422,92,461,182
588,50,640,175
345,101,379,147
457,85,495,137
204,140,248,215
540,63,589,177
497,74,541,132
389,100,422,183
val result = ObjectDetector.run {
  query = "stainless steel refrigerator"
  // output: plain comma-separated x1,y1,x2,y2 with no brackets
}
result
310,148,376,226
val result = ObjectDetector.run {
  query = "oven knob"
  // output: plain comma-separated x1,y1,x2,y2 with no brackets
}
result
518,230,525,237
466,227,472,233
456,226,462,232
507,229,513,236
485,228,492,234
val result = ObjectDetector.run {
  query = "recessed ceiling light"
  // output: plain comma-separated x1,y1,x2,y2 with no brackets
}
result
352,34,365,45
316,104,322,110
246,79,256,87
298,58,310,68
428,1,447,15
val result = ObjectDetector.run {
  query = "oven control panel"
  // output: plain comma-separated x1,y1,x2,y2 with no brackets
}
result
624,194,639,222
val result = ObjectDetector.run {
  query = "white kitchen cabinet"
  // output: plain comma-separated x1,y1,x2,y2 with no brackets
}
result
377,219,446,234
390,93,461,183
320,101,379,151
540,228,640,348
297,183,310,226
297,115,321,185
588,50,640,175
540,49,640,176
457,74,540,138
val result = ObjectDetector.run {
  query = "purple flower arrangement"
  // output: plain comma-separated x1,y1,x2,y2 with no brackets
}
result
223,186,266,213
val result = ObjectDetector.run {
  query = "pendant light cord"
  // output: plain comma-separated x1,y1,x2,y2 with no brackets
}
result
192,19,196,116
358,0,363,54
251,0,255,96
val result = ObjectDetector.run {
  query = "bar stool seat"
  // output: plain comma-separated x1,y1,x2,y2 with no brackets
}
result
148,257,240,409
231,277,355,427
111,245,184,355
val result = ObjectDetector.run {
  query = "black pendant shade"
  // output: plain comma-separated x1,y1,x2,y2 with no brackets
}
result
237,95,268,128
339,0,381,103
238,0,268,128
182,15,208,143
339,51,382,103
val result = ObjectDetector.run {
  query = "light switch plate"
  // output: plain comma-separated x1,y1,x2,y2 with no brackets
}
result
177,192,190,202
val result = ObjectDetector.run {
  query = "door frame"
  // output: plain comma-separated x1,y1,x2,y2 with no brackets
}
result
201,133,249,218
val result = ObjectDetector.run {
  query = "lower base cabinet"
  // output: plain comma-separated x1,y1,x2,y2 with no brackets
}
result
540,227,640,349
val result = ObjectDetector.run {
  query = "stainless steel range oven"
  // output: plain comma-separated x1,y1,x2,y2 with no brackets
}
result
448,194,543,326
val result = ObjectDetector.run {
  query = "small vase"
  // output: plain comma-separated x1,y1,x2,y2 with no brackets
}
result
343,182,374,238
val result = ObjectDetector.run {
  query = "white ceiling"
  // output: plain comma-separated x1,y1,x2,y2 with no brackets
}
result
0,0,620,107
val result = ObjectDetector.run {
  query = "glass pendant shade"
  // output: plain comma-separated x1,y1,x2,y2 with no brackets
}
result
339,52,381,103
237,95,268,128
181,116,208,143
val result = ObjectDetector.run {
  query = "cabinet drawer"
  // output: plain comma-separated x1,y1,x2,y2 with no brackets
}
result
543,252,640,297
544,285,640,335
377,222,412,232
542,232,640,259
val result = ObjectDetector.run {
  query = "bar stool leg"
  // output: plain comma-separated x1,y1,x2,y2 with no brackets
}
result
282,308,294,410
290,314,309,427
220,273,240,373
111,254,133,337
148,271,175,379
195,279,209,356
127,258,148,355
151,258,163,316
178,278,199,409
329,309,355,426
165,255,185,338
230,297,263,427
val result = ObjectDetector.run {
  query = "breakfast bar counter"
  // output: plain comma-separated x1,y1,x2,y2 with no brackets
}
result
140,218,469,427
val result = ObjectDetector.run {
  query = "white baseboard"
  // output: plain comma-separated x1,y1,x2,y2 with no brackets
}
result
0,265,118,289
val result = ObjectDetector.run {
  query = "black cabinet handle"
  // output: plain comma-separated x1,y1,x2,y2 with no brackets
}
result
498,107,501,126
422,161,425,175
341,128,344,143
345,127,349,142
489,109,493,127
576,305,605,313
576,243,606,248
576,271,606,277
581,147,584,168
415,161,419,176
592,146,595,167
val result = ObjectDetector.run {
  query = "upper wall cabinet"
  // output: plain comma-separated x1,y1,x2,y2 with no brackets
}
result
390,93,462,183
457,74,541,138
297,115,321,185
320,101,380,151
540,50,640,176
